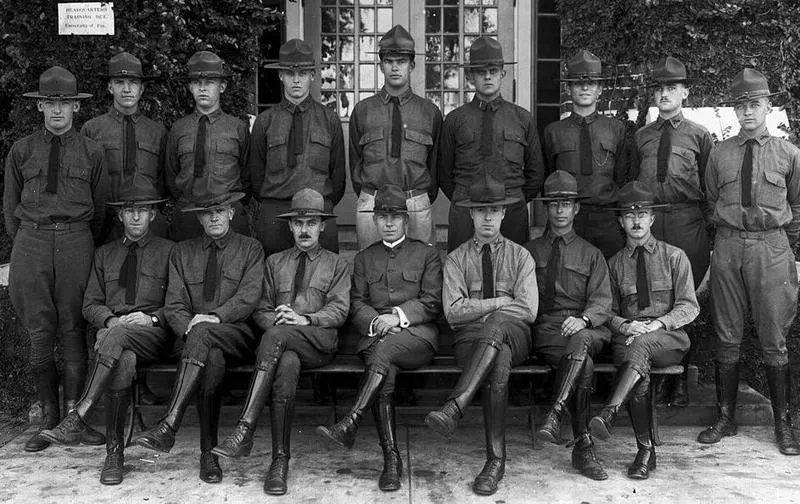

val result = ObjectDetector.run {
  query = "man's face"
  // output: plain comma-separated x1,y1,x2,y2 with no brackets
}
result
289,216,324,251
546,199,579,231
569,81,602,108
279,69,314,102
735,97,770,133
379,55,413,91
467,65,505,101
108,78,144,114
197,205,234,239
653,83,688,115
374,212,407,243
470,206,506,241
38,99,78,135
188,78,226,113
618,209,655,242
118,205,155,241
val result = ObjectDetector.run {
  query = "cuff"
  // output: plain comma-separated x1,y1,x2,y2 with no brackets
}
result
368,316,379,337
394,307,410,328
656,316,672,331
611,315,630,333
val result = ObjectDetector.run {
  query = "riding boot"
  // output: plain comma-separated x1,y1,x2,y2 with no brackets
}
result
100,388,129,485
569,359,607,481
670,352,690,408
25,362,60,452
653,375,671,407
373,395,402,492
264,398,294,495
765,364,800,455
626,392,656,479
426,342,499,439
198,391,223,483
697,361,739,444
63,360,106,446
536,356,585,445
472,382,506,496
589,362,643,440
317,367,386,449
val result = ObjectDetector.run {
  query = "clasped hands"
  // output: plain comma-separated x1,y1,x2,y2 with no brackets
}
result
373,313,401,338
621,319,665,346
273,304,310,326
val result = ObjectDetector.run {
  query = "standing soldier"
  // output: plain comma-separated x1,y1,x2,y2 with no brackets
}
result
82,52,169,242
4,66,107,452
166,51,251,241
698,69,800,455
248,39,345,256
439,36,545,251
350,25,442,249
542,49,629,260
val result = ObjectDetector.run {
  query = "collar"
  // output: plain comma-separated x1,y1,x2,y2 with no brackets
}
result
472,234,504,252
736,126,771,146
192,108,224,123
108,106,142,123
570,110,598,125
657,111,684,129
378,86,414,105
203,229,234,249
624,234,657,257
472,94,504,111
293,243,323,260
42,127,76,144
280,95,313,113
545,228,577,245
382,235,407,249
123,232,152,248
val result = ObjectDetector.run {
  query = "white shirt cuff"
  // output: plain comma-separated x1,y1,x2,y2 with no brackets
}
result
394,307,410,328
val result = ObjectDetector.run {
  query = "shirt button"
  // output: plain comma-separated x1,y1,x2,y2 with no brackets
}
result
389,288,395,293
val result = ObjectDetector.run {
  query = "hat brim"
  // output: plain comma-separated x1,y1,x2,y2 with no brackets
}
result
107,198,167,207
533,194,592,202
358,208,423,214
611,203,671,212
276,210,337,220
644,77,695,87
23,92,92,99
718,90,785,106
455,196,521,208
264,62,317,70
177,72,236,80
181,192,245,212
559,75,621,83
98,72,159,80
460,61,517,69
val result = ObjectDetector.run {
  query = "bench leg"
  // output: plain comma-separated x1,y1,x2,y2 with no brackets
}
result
125,379,140,448
649,379,662,446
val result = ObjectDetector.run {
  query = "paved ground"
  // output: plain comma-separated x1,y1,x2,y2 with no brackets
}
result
1,422,798,504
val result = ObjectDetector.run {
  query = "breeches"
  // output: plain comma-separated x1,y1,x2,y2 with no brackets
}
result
359,330,436,395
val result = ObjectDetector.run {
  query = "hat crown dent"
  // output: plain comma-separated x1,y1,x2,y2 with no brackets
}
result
566,49,602,78
107,52,144,78
277,39,316,68
379,24,416,55
542,170,580,198
652,56,688,82
186,51,227,77
467,36,505,66
616,181,658,209
373,184,409,213
38,66,79,97
729,67,773,100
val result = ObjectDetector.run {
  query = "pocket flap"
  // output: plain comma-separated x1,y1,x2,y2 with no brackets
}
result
764,170,787,188
402,269,422,281
404,129,433,146
359,129,384,146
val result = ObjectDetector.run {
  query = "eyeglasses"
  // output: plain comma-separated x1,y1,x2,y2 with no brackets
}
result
547,201,575,210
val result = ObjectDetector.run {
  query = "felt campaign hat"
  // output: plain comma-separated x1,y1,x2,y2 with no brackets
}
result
180,51,234,79
181,191,245,212
107,174,167,207
560,50,612,82
460,36,516,68
455,175,521,208
98,52,158,80
358,184,420,214
23,66,92,99
264,39,316,70
534,170,590,201
719,68,784,105
276,188,337,220
377,25,417,57
647,56,694,86
611,181,669,212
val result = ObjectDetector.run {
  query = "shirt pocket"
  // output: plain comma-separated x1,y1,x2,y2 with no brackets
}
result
403,129,433,168
220,265,243,302
760,170,787,211
64,163,92,204
469,280,483,299
183,268,205,303
552,141,576,172
717,168,739,202
19,164,42,204
214,137,240,175
305,270,333,312
308,130,332,172
669,145,697,179
503,128,528,166
455,127,475,148
138,141,162,180
359,129,385,166
401,268,423,296
563,261,590,294
101,141,122,177
366,269,385,299
139,260,168,306
597,138,617,171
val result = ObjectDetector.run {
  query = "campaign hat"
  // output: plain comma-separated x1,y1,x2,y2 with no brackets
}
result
264,39,316,70
276,188,337,220
107,174,166,207
460,36,516,68
455,176,520,208
99,52,158,80
23,66,92,99
534,170,590,201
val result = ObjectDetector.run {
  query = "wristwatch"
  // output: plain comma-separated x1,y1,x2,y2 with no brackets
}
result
151,315,160,327
580,315,592,328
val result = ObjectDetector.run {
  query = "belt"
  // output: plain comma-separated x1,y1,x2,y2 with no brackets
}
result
19,221,89,231
363,187,426,198
716,226,783,239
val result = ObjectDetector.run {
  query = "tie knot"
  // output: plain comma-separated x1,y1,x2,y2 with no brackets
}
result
199,114,209,123
389,95,400,104
636,245,646,256
746,138,757,146
482,243,491,255
124,115,133,123
127,240,138,249
51,135,60,145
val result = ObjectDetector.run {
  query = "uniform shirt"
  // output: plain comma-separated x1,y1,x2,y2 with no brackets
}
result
444,235,538,333
439,95,545,202
525,228,612,327
165,109,250,203
81,108,167,200
632,112,713,204
351,236,443,351
607,234,699,333
247,96,346,203
83,233,175,329
253,244,351,352
165,230,264,336
349,87,443,201
543,111,628,206
3,128,107,238
705,127,800,243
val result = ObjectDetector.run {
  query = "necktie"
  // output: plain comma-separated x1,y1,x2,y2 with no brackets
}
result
741,139,755,208
119,241,139,305
287,106,303,168
390,96,402,158
46,135,60,193
194,115,209,178
579,118,592,176
291,251,307,302
541,236,563,312
481,102,495,158
123,115,137,177
203,243,218,302
482,244,495,299
636,246,651,310
656,120,672,183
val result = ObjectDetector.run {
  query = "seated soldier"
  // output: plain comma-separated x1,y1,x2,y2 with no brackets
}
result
132,191,265,484
426,176,538,496
212,188,350,495
41,176,175,485
525,171,612,481
317,184,442,493
589,181,699,479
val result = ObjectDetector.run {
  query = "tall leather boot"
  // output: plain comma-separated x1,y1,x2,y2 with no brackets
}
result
264,398,295,495
133,358,204,453
25,362,60,452
536,356,585,445
198,391,223,483
317,368,386,449
697,361,739,444
100,388,129,485
42,355,117,445
670,351,691,408
626,392,656,479
373,395,402,492
472,382,506,496
569,360,607,481
63,360,106,445
653,375,671,407
765,364,800,455
213,360,278,459
426,342,500,439
589,362,643,440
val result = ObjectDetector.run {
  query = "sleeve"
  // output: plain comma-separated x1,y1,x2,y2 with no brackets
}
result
523,112,546,201
3,144,22,238
89,145,108,242
164,127,182,200
82,248,115,328
306,256,352,328
784,147,800,245
542,124,556,175
614,124,632,186
246,114,268,201
350,251,381,335
697,129,715,222
608,265,630,333
427,108,444,203
656,250,700,331
581,249,613,327
164,247,194,337
396,247,443,325
348,105,365,196
329,111,347,206
237,120,252,202
629,129,642,182
704,146,720,225
442,251,505,328
496,249,538,323
437,115,457,200
211,241,265,323
252,257,278,330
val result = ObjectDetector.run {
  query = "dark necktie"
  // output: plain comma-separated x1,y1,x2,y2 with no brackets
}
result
636,246,651,310
481,244,495,299
287,106,303,168
203,243,218,302
579,117,592,176
123,115,136,177
541,236,563,312
194,115,209,178
390,96,402,158
119,241,139,305
291,251,307,302
741,139,755,208
46,135,60,193
656,120,672,182
481,102,495,158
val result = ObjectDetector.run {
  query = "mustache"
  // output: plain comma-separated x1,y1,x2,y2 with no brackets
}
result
299,234,311,239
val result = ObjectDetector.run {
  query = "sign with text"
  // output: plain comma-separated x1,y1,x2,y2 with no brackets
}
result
58,2,115,35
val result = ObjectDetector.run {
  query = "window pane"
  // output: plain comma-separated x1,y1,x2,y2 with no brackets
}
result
443,35,459,62
340,92,354,116
321,8,337,33
360,35,376,60
320,65,337,90
443,92,459,115
426,35,442,62
443,0,459,4
464,0,479,5
339,64,354,89
443,65,459,90
360,63,375,89
426,64,442,90
339,8,355,32
443,7,458,33
376,0,392,4
361,0,374,4
321,91,337,111
321,36,337,62
360,8,375,32
377,8,393,32
425,7,440,33
464,8,480,33
427,92,442,111
340,36,355,61
482,8,497,33
425,0,440,4
482,0,497,5
538,17,561,59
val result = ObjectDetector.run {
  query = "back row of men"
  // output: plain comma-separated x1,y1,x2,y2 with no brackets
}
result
5,25,800,496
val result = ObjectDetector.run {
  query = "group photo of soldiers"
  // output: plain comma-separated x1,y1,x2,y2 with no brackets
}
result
3,7,800,500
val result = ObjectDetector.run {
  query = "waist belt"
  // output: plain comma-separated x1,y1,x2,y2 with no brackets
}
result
717,226,783,239
363,187,426,198
19,221,89,231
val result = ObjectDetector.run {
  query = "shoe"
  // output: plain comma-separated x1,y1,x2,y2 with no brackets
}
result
765,364,800,456
100,388,129,486
425,400,462,440
374,396,402,492
472,458,504,496
100,452,124,485
570,433,607,481
264,456,289,495
316,416,358,449
264,398,294,495
25,364,60,453
132,421,176,453
199,452,223,484
697,362,739,444
212,422,254,459
627,445,656,479
41,411,87,446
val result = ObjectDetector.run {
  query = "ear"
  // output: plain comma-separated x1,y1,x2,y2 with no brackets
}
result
37,100,45,112
73,100,80,113
574,201,581,215
219,81,227,93
107,82,114,95
319,220,326,232
409,60,416,72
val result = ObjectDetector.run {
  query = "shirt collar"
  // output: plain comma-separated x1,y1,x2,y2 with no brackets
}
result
203,229,234,249
280,95,313,113
193,108,224,123
624,233,657,257
657,111,684,129
108,106,141,122
42,127,76,144
378,86,414,105
570,110,598,124
123,231,152,248
293,243,323,260
472,234,504,252
383,235,406,249
736,126,771,146
472,94,504,111
545,228,577,245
